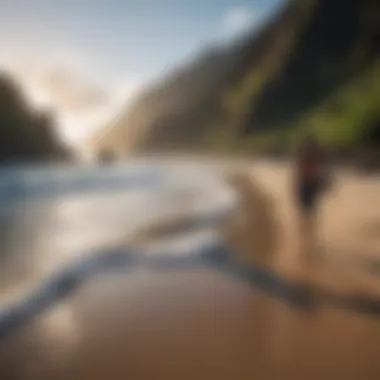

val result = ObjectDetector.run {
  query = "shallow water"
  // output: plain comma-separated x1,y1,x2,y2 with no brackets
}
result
0,159,238,302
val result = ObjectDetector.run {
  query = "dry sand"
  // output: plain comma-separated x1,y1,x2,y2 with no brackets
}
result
0,160,380,380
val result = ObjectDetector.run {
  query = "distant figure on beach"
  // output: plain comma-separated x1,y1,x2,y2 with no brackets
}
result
293,134,329,257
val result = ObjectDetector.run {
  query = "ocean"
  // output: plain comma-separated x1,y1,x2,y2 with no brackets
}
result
0,158,238,306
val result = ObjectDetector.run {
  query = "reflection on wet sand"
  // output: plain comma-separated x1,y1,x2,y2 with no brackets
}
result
1,268,380,380
0,162,380,379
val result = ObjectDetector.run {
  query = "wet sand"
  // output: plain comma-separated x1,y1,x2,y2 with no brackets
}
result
1,160,380,380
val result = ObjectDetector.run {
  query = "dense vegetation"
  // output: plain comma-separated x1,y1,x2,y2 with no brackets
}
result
93,0,380,157
0,73,70,164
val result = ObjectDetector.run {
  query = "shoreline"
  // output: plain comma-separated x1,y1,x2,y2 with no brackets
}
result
0,161,379,317
0,161,380,379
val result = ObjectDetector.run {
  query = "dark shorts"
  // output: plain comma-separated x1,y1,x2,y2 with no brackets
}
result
297,179,320,214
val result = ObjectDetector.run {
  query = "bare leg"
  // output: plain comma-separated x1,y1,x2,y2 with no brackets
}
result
298,211,311,256
298,206,321,271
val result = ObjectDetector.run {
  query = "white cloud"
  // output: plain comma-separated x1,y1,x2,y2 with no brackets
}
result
60,75,145,145
222,7,256,36
7,57,108,112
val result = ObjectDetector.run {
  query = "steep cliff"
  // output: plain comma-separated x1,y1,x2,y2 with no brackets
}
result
94,0,380,154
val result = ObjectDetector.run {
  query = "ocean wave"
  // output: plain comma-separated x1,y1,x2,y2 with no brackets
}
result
0,165,162,201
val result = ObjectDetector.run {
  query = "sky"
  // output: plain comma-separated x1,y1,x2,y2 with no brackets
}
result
0,0,282,146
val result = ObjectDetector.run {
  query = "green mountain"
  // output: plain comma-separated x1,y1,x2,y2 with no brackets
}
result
93,0,380,156
0,73,71,164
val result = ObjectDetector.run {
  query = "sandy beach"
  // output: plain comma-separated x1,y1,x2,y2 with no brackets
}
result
226,161,380,295
0,159,380,380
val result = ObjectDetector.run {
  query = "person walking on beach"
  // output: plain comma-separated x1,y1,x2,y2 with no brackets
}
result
293,134,330,258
